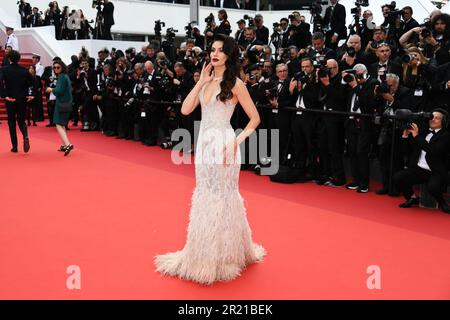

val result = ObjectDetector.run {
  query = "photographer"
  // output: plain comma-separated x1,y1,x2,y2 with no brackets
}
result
308,32,337,61
245,27,264,65
191,26,205,50
401,47,437,111
343,64,380,193
254,14,269,45
339,35,366,71
399,6,419,37
30,7,42,27
76,58,100,131
102,0,115,40
267,63,292,165
94,64,118,136
323,0,347,50
374,73,413,195
288,11,311,50
368,42,402,82
44,2,62,40
289,58,321,178
215,9,231,36
271,18,290,52
316,59,347,186
394,108,450,214
285,46,300,79
172,62,196,150
18,0,32,28
235,19,247,48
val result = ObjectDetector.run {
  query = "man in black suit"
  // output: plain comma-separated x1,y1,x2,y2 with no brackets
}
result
344,64,380,193
375,73,413,196
399,6,419,38
102,0,115,40
235,19,247,48
323,0,347,50
255,14,269,45
267,63,293,165
394,108,450,214
368,43,402,82
290,58,321,178
0,50,34,153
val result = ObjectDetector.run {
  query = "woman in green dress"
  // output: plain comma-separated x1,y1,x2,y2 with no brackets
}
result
46,60,74,156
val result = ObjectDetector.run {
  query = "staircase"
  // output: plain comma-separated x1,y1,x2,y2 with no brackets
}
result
0,50,48,121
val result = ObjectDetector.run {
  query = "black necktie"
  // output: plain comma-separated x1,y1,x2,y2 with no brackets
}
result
429,129,436,135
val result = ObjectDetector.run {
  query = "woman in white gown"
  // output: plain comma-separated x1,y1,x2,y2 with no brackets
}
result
155,34,266,285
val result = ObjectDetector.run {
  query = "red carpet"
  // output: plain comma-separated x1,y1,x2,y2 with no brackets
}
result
0,123,449,299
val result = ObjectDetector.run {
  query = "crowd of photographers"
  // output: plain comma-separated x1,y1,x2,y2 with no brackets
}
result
25,2,450,201
18,0,114,40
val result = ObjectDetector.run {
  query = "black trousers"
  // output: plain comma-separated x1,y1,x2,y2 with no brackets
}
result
318,115,346,183
6,100,29,148
345,119,375,187
291,113,319,177
47,99,55,125
394,166,447,202
378,131,404,190
103,24,113,40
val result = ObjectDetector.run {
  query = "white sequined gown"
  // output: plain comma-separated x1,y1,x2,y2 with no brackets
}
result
154,82,266,285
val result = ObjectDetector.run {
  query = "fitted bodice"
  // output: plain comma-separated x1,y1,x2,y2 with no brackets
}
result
199,83,236,128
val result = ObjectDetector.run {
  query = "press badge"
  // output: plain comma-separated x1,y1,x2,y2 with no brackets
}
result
141,112,146,118
414,89,423,96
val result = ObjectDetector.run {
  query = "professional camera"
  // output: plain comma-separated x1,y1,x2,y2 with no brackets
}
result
294,71,310,83
312,54,329,78
166,27,178,39
376,82,391,95
243,14,255,28
394,109,433,130
154,20,166,38
346,46,356,58
91,0,104,9
265,84,279,100
420,28,432,39
343,69,357,83
205,13,214,25
185,22,194,38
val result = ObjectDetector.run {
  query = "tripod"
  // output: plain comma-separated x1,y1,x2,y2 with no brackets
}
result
93,5,103,39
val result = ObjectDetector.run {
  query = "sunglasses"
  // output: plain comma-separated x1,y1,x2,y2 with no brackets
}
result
53,66,61,70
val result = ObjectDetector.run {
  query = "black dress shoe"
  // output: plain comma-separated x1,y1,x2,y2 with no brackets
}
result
58,145,65,152
11,147,18,153
438,201,450,214
399,197,420,208
23,138,30,153
376,188,389,195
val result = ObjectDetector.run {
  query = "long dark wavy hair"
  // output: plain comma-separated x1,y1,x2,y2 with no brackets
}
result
212,34,240,103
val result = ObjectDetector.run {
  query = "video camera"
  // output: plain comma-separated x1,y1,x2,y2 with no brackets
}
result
394,109,433,130
294,71,310,84
154,20,166,38
91,0,104,9
313,54,329,78
243,14,255,28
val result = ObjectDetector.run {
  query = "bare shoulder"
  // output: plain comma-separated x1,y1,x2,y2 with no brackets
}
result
232,77,246,93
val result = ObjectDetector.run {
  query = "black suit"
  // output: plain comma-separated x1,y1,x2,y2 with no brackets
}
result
368,60,402,81
345,77,380,188
102,2,115,40
0,63,33,148
235,29,247,48
394,129,450,204
376,86,413,191
290,75,321,176
323,3,347,50
256,26,270,45
318,74,348,183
